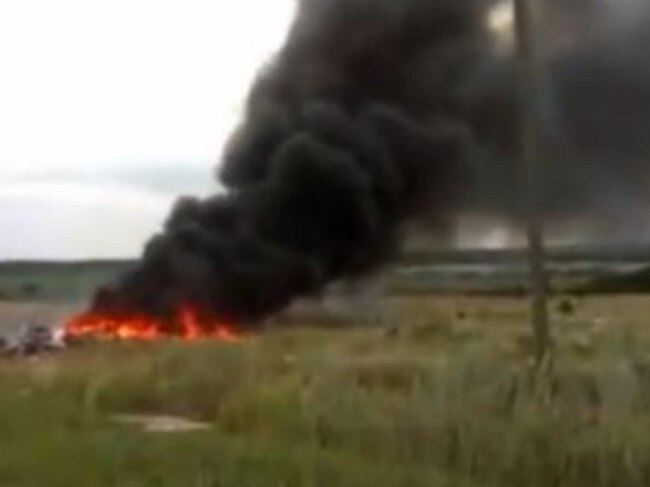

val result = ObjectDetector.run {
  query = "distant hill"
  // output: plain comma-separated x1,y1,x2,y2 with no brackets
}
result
398,244,650,266
0,260,134,302
2,243,650,301
584,266,650,294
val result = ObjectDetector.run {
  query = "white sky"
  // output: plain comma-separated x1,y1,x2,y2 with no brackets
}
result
0,0,296,260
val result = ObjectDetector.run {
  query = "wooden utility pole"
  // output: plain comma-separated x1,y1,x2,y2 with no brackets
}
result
513,0,552,365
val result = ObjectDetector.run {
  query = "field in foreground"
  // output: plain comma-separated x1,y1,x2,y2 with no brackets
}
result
3,295,650,486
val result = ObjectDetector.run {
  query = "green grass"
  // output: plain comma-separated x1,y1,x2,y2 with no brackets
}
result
4,296,650,486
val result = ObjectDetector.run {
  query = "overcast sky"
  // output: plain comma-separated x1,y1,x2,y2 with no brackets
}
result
0,0,296,260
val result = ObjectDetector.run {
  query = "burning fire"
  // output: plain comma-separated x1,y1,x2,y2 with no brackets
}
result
64,304,240,342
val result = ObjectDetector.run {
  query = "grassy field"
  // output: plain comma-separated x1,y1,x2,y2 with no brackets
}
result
3,295,650,486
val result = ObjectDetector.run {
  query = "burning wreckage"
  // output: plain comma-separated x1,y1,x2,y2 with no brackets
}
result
0,306,241,357
1,323,66,357
13,0,650,346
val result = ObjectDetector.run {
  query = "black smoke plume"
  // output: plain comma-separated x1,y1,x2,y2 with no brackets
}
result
91,0,488,326
90,0,650,327
465,0,650,235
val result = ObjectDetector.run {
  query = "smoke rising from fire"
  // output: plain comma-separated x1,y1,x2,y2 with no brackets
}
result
465,0,650,233
91,0,650,325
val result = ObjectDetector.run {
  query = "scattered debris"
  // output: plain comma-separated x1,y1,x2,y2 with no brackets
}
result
1,323,66,357
557,299,576,316
110,414,212,433
570,333,596,356
383,325,400,338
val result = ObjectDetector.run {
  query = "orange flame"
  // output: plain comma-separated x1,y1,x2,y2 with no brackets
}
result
64,304,241,342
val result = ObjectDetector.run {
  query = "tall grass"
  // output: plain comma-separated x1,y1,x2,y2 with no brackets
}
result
3,296,650,486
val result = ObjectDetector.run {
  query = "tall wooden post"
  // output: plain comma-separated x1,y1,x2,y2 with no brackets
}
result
513,0,552,365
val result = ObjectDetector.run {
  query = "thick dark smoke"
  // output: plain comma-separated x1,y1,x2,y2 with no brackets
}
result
92,0,488,325
91,0,650,326
465,0,650,235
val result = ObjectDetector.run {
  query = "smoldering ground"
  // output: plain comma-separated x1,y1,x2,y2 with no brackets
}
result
90,0,650,327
